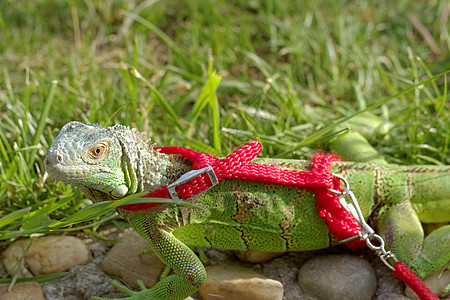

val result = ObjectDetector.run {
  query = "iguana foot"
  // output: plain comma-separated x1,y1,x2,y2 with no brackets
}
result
90,280,150,300
197,247,208,264
159,265,171,279
138,248,153,256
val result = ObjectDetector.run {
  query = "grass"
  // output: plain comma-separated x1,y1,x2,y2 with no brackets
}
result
0,0,448,239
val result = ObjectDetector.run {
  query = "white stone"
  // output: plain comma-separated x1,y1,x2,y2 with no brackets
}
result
101,230,166,289
2,235,91,277
200,265,283,300
233,250,285,263
0,282,45,300
298,254,377,300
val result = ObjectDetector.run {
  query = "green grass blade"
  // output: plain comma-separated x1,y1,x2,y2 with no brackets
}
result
440,74,449,161
21,215,52,231
207,62,222,153
191,84,212,120
28,80,58,165
0,207,31,229
2,67,15,102
0,129,11,165
189,60,223,152
284,70,450,155
47,194,205,229
8,237,33,289
22,192,79,224
0,272,68,284
177,137,223,157
47,201,114,229
122,11,190,67
131,68,183,130
104,99,138,127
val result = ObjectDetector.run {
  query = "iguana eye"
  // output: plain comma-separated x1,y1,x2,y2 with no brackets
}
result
88,142,109,159
92,146,105,156
82,141,110,164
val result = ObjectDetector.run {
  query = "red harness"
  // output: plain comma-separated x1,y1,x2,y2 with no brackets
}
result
118,140,438,300
119,140,364,249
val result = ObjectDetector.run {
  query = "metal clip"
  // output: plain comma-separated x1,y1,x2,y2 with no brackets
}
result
366,234,398,271
328,173,375,241
328,173,398,271
167,166,219,201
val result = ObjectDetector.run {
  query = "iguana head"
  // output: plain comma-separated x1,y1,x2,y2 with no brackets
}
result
45,121,171,202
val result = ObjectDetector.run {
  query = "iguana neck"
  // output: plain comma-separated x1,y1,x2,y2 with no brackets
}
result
121,145,191,195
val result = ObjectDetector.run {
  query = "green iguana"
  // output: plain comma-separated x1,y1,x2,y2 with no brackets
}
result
44,121,450,300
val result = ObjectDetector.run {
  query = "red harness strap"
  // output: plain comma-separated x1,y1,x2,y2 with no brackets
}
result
119,140,364,249
118,140,439,300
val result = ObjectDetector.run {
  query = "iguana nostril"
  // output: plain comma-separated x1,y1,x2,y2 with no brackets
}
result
45,153,64,166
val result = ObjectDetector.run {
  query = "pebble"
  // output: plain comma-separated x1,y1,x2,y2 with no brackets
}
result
233,250,285,263
405,268,450,300
199,265,284,300
298,254,377,300
100,230,166,289
2,235,91,277
0,282,45,300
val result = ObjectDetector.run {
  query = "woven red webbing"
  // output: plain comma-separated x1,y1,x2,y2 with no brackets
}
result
310,154,364,250
118,140,365,249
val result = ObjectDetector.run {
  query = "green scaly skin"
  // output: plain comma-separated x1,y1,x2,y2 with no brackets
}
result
45,122,450,300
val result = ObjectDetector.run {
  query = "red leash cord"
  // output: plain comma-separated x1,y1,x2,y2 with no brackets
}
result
119,140,439,300
393,262,439,300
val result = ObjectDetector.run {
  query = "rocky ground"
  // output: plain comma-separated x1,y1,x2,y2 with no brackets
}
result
1,223,448,300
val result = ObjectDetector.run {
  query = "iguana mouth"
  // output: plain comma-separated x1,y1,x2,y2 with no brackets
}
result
45,154,123,198
45,155,102,184
45,148,126,194
45,148,91,177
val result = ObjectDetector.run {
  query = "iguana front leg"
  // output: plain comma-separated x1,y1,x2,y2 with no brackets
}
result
95,211,207,300
130,212,206,300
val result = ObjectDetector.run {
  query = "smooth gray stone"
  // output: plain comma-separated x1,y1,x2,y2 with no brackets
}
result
298,254,377,300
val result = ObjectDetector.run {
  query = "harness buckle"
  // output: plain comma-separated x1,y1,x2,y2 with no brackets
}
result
167,166,218,201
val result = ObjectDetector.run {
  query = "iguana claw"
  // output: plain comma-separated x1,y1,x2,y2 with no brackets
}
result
90,280,149,300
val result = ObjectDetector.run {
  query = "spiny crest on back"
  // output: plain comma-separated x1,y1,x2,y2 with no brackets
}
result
111,124,155,149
